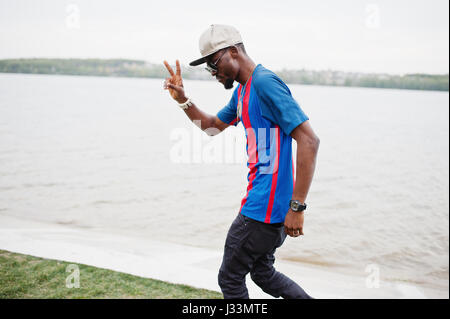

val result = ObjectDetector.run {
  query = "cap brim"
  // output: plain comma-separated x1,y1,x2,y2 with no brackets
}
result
189,57,207,66
189,50,220,67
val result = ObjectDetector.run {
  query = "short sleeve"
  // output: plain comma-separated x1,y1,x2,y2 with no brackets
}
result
254,74,309,136
216,85,240,126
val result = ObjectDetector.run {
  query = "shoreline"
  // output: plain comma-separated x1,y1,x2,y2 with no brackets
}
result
0,215,446,299
0,70,448,93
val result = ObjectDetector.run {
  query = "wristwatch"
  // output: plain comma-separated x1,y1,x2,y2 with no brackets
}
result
178,97,193,110
289,200,307,213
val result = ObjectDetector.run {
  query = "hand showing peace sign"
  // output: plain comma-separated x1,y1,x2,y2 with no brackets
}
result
163,60,187,104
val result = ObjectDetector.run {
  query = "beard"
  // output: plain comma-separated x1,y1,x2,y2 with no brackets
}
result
224,78,234,90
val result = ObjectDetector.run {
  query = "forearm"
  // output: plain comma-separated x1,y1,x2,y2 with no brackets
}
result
292,138,320,203
181,99,216,132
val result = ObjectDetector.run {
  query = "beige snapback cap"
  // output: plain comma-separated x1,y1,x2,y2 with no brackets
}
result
189,24,243,66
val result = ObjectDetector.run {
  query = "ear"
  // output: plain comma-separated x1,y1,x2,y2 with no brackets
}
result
228,46,239,58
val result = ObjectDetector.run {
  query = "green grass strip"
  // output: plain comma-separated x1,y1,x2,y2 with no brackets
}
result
0,249,222,299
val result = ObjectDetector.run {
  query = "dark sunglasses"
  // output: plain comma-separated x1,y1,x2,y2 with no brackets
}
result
205,49,228,74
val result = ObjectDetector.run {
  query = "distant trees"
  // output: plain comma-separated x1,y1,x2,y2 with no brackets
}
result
0,58,448,92
277,69,449,91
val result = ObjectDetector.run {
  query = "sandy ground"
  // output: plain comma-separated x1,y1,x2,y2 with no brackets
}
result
0,215,441,299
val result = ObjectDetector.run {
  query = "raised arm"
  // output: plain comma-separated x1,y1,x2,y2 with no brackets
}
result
163,60,230,136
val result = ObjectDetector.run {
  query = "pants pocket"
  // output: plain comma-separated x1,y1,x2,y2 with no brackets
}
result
243,222,281,255
224,213,248,250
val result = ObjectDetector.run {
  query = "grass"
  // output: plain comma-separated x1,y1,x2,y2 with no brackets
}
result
0,250,223,299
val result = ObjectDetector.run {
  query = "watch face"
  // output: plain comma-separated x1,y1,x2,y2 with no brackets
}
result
291,201,299,211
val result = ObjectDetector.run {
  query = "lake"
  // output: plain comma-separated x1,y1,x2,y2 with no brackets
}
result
0,72,448,296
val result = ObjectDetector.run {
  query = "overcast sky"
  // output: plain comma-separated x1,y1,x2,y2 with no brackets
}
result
0,0,448,74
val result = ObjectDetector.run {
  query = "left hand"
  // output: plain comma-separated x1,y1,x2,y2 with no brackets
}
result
163,60,187,104
284,209,305,238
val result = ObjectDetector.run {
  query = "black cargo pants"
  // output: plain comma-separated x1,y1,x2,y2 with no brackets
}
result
218,213,313,299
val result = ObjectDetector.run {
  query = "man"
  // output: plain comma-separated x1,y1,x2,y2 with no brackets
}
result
163,24,320,299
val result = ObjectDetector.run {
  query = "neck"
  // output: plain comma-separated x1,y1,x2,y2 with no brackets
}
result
236,57,257,85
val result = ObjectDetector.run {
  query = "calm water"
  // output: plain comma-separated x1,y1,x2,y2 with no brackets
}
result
0,73,448,295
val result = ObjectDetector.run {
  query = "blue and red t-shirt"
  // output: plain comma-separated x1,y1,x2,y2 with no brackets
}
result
217,64,309,224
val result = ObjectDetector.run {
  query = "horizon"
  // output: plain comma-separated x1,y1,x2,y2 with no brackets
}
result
1,57,449,77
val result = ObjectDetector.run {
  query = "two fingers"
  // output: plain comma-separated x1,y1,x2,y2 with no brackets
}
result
163,60,181,77
163,60,182,90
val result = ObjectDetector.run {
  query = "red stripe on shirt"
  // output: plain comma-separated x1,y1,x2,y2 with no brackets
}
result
264,126,281,223
239,77,256,212
229,85,242,126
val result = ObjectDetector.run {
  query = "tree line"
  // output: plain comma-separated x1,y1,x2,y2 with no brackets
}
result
0,58,447,91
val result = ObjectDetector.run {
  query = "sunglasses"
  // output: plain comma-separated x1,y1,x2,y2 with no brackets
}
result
205,49,228,74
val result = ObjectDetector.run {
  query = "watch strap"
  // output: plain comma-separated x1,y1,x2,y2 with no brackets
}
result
178,97,193,110
290,200,307,212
